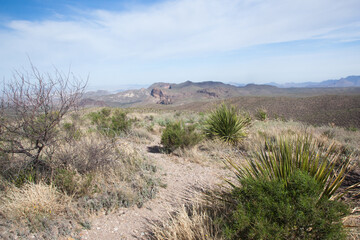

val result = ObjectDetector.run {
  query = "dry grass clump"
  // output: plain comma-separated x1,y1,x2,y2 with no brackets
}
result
150,200,224,240
130,127,155,143
198,139,244,163
0,182,68,223
172,147,209,164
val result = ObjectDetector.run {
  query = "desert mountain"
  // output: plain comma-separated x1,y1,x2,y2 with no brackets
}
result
268,76,360,88
81,79,360,108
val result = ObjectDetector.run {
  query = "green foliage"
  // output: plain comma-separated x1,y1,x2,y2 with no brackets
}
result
53,168,94,197
53,168,77,195
222,171,349,240
347,126,358,132
256,108,267,121
227,135,352,201
88,108,132,137
161,121,202,153
204,104,251,144
156,118,171,127
12,165,38,187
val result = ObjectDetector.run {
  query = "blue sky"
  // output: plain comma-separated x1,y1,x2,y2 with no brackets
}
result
0,0,360,89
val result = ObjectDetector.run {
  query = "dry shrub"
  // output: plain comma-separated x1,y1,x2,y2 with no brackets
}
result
150,201,223,240
53,133,118,174
0,182,68,222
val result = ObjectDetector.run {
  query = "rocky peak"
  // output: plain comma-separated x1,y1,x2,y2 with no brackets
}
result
150,88,164,98
150,88,172,105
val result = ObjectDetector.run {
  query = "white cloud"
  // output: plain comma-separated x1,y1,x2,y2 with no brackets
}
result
0,0,359,86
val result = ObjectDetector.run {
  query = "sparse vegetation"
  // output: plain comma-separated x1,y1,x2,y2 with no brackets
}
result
0,81,358,239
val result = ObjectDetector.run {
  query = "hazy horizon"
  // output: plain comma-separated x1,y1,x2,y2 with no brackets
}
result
1,0,360,89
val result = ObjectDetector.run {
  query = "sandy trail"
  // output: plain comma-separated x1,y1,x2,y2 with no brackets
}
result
80,139,228,240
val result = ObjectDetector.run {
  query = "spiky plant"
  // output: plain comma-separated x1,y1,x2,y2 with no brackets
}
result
226,135,356,201
204,104,251,145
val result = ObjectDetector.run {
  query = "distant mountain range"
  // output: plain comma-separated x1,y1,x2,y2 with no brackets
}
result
266,76,360,88
80,77,360,108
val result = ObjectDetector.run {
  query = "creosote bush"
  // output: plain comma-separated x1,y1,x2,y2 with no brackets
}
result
222,171,349,240
161,121,202,153
204,104,251,145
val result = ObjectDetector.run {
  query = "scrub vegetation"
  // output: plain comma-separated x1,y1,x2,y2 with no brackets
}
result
0,67,359,239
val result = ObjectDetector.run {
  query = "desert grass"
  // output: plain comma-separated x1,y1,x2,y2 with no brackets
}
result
245,120,360,156
0,108,161,238
52,132,159,209
150,200,224,240
0,182,69,224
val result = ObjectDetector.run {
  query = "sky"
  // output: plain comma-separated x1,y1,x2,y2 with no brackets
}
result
0,0,360,90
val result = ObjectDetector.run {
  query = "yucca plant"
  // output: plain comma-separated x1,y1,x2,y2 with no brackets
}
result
226,135,357,201
204,104,251,145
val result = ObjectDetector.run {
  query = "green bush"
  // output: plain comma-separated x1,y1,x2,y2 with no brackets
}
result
228,135,351,201
222,170,348,240
53,168,94,197
204,104,251,144
88,108,132,137
161,121,202,153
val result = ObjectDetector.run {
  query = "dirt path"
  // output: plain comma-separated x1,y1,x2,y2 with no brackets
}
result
80,140,229,240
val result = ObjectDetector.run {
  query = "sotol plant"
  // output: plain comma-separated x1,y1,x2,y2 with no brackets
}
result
204,104,251,144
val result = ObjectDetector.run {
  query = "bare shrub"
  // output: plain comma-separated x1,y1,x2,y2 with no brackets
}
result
0,63,86,171
53,133,118,174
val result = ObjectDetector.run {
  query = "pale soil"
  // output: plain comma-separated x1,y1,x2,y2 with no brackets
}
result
79,138,231,240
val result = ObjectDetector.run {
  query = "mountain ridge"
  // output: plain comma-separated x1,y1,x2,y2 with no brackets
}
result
81,77,360,108
267,75,360,88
